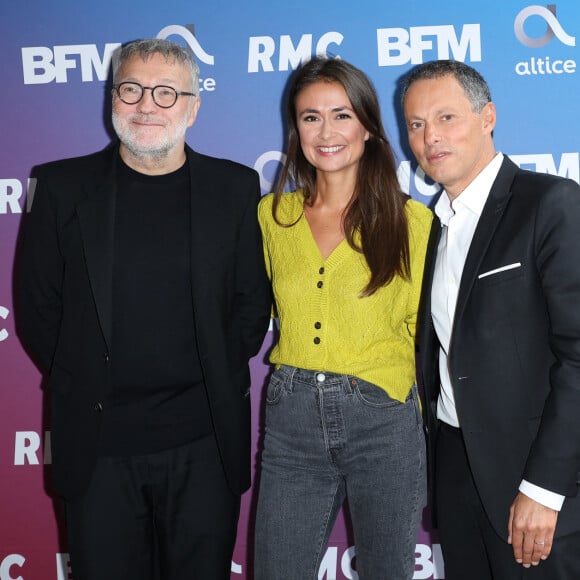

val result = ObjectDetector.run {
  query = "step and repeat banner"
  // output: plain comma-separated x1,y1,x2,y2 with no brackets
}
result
1,1,579,578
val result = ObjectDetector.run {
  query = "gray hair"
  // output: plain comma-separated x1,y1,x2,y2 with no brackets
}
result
400,60,491,113
112,38,200,94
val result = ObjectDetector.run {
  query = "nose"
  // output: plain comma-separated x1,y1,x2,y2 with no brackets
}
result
424,122,440,145
319,118,333,140
135,88,157,113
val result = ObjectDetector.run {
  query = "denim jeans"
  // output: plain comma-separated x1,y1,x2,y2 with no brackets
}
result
254,365,427,579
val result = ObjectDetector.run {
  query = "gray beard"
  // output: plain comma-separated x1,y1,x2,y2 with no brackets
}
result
112,113,183,164
120,141,173,164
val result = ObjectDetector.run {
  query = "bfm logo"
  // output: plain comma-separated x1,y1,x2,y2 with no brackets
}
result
509,152,579,183
377,24,481,66
22,43,120,84
21,24,217,91
514,4,576,75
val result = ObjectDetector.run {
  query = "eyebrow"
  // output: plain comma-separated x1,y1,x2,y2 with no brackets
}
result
299,105,353,115
119,76,180,86
405,108,457,121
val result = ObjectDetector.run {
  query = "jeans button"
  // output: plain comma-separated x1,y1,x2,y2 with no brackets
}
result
316,372,326,383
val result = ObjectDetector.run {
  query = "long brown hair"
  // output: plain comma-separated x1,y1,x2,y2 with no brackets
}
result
273,56,410,296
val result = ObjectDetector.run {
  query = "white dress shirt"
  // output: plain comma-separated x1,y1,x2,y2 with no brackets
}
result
431,152,564,511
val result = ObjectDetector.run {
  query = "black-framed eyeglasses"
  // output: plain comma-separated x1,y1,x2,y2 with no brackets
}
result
113,82,196,109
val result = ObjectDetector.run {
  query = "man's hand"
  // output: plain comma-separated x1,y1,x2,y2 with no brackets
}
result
508,492,558,567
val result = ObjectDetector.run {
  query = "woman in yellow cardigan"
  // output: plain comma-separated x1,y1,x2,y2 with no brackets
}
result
254,56,433,579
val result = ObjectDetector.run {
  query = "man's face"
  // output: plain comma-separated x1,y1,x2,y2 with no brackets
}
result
112,52,200,160
403,74,496,200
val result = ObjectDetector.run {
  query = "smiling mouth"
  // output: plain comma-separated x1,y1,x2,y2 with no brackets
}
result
130,115,164,126
427,151,449,162
318,145,344,153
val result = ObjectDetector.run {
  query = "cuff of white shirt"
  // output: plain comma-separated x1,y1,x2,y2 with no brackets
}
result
519,479,565,511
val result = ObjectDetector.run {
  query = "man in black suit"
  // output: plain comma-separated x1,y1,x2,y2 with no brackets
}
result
402,59,580,579
17,38,270,580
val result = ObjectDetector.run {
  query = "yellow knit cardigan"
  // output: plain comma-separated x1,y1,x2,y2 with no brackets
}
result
258,191,433,402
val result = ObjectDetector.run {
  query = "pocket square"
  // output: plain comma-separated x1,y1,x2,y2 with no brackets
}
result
478,262,522,279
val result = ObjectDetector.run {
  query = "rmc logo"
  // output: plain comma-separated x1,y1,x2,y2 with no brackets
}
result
248,32,343,72
21,24,216,86
376,23,481,66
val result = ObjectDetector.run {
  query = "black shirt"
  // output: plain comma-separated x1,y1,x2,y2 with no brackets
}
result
98,156,213,455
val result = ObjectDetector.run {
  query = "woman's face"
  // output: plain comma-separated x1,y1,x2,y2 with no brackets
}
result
295,80,369,178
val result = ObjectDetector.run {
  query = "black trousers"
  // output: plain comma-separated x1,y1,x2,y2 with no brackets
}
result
435,421,580,580
64,433,240,580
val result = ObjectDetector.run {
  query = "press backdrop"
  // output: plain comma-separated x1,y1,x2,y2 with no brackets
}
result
1,1,579,578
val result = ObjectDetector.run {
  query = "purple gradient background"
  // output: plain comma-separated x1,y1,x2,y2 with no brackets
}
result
1,1,579,578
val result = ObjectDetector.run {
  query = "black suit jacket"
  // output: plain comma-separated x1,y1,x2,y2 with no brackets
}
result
419,156,580,539
16,143,271,499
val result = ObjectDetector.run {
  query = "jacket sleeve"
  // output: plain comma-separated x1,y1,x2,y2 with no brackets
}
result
233,172,272,360
523,177,580,496
15,169,64,374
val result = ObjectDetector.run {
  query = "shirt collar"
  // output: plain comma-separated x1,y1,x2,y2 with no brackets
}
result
434,152,504,226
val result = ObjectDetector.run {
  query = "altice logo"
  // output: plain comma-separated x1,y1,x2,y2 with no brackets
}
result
513,5,576,75
156,24,215,65
156,24,217,92
514,4,575,48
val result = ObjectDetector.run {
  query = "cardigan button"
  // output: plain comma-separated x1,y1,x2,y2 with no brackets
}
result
313,337,321,344
314,321,321,329
317,281,323,289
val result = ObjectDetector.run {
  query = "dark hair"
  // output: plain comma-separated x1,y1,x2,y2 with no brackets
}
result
400,59,491,113
112,38,200,94
273,56,410,296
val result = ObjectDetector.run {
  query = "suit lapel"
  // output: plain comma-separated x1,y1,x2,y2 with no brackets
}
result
186,146,218,303
452,157,519,335
76,148,118,350
419,213,443,406
187,147,204,300
420,214,442,345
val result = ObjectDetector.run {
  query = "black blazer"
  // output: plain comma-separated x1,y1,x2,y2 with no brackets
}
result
16,143,271,499
419,156,580,539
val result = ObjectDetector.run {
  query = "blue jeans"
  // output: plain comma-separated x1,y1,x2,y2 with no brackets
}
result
254,365,427,579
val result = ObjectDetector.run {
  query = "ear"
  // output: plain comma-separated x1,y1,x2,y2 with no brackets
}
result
481,102,496,135
187,96,201,128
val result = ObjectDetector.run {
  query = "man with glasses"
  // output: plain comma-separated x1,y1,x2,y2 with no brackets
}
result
17,38,270,580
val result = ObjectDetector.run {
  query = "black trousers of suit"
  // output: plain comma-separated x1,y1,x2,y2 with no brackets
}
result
435,421,580,580
63,433,240,580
